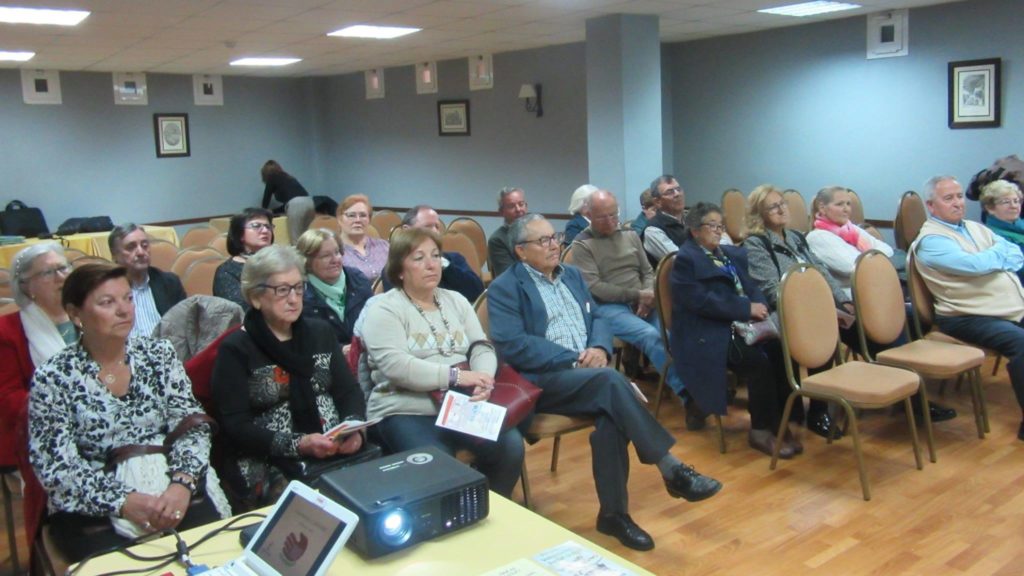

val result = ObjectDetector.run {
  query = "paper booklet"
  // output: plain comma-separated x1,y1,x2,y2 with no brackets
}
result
324,418,382,441
434,390,507,441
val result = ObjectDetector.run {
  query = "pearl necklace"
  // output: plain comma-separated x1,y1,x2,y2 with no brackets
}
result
404,291,456,357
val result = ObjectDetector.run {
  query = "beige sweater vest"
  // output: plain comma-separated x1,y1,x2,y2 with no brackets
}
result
912,219,1024,321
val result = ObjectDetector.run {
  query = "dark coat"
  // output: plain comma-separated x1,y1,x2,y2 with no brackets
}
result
670,240,766,415
488,262,612,382
301,266,372,345
563,213,588,246
149,266,187,315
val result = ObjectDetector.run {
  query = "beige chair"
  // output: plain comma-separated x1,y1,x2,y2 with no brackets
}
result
772,262,928,501
783,189,810,233
721,188,746,244
853,250,984,440
148,239,179,271
370,210,401,239
0,268,12,300
71,255,109,266
371,277,384,295
847,189,865,225
308,214,342,236
63,247,90,262
171,247,223,278
448,217,490,281
442,231,483,278
181,224,221,249
207,234,228,256
894,191,927,250
182,256,226,297
474,291,594,510
365,224,381,239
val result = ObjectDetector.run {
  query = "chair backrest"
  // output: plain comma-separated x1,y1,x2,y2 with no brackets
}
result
847,189,865,224
862,224,885,242
308,214,342,236
442,231,483,277
371,277,384,295
851,250,906,356
654,253,675,350
560,244,575,264
171,247,223,278
72,255,109,266
905,251,936,337
181,224,221,249
370,210,401,239
63,247,90,262
207,234,228,255
894,190,927,250
778,263,839,372
148,239,179,271
447,218,487,271
721,189,746,243
783,190,810,233
366,223,381,239
474,290,489,337
0,268,12,300
182,256,225,297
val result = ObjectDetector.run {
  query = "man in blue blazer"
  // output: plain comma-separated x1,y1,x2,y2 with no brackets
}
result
488,214,722,552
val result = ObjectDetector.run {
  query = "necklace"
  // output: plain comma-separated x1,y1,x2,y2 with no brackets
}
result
99,357,127,385
404,291,456,357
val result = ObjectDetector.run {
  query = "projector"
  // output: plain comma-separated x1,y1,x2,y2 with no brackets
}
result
317,446,489,558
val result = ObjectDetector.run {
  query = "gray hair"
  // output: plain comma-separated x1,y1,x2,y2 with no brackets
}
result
924,175,960,201
240,244,306,305
568,184,599,214
979,179,1022,208
509,213,547,246
497,186,524,209
107,222,144,254
648,175,676,198
401,204,433,227
684,202,722,232
11,242,66,307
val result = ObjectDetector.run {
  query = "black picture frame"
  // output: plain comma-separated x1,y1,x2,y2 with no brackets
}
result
153,113,191,158
437,100,470,136
948,58,1001,129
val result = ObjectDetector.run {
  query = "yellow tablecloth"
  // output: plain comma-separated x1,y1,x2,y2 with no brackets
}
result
0,225,179,269
209,216,289,245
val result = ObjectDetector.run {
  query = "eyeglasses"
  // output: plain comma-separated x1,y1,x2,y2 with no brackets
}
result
591,211,620,223
700,222,725,232
315,250,342,262
502,201,527,211
343,211,369,219
765,201,788,213
246,221,272,231
518,233,563,248
660,186,682,197
259,282,305,298
28,263,72,281
995,197,1023,207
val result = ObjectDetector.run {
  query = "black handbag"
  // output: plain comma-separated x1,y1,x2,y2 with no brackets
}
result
272,442,382,484
0,200,49,237
56,216,114,235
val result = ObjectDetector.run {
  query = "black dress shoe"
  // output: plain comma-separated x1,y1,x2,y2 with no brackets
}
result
807,410,843,439
748,428,794,459
682,397,707,431
914,402,957,423
596,513,654,551
664,464,723,502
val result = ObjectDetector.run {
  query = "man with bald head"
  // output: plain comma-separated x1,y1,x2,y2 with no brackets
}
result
570,189,685,396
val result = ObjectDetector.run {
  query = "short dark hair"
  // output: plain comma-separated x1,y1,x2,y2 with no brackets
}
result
227,207,274,257
401,205,433,227
108,222,144,254
62,262,128,309
261,160,283,183
385,228,442,289
684,202,722,233
648,175,676,198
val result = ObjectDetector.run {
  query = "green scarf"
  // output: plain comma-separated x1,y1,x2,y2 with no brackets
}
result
987,217,1024,248
310,271,347,321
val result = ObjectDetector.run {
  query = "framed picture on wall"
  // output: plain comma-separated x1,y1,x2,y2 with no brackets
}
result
948,58,1001,129
438,100,470,136
153,113,190,158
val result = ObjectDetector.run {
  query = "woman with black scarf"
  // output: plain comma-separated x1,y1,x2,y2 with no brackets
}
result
211,245,366,506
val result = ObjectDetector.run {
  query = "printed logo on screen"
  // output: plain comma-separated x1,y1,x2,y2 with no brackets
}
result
407,453,434,465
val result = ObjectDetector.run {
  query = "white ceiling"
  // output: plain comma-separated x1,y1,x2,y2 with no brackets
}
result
1,0,963,77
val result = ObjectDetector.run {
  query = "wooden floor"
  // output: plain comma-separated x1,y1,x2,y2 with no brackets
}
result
0,358,1020,575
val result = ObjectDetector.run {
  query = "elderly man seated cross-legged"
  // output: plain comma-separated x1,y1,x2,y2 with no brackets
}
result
487,213,722,552
912,175,1024,441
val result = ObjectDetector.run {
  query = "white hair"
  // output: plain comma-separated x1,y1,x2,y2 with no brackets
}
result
568,184,599,215
924,175,960,202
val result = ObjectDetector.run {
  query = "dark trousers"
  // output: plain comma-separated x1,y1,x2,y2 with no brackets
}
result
728,338,790,431
375,414,525,497
936,314,1024,411
534,368,676,516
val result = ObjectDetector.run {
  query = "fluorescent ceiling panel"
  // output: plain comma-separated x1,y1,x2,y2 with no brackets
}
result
230,57,302,66
0,50,34,61
0,6,89,26
327,25,420,39
758,1,860,17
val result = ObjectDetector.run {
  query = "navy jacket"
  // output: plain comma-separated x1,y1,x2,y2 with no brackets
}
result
563,213,588,247
488,262,612,382
670,240,766,415
301,266,372,345
149,267,187,315
382,251,484,305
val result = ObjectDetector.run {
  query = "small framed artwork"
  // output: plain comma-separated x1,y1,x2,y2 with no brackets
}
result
416,61,438,95
438,100,470,136
193,74,223,106
153,113,190,158
948,58,1001,129
113,72,148,106
468,54,493,91
21,69,62,105
365,68,385,100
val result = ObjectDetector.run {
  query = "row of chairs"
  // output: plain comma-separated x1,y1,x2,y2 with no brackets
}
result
719,187,884,245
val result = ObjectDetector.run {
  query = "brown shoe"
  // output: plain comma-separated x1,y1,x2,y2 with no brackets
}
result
749,429,795,459
782,426,803,455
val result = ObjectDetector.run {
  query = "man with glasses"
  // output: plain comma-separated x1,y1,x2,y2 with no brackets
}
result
487,187,529,278
643,174,689,262
488,213,722,552
570,190,685,396
914,175,1024,441
108,223,186,338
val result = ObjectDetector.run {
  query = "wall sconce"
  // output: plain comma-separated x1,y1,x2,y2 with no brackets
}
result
518,83,543,117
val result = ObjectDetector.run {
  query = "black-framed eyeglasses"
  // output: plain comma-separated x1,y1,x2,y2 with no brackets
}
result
259,282,305,298
518,233,563,248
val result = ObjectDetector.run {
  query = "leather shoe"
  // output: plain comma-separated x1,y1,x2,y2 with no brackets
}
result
663,464,722,502
682,397,707,431
807,410,843,439
748,428,794,459
907,400,957,423
783,426,803,455
596,513,654,551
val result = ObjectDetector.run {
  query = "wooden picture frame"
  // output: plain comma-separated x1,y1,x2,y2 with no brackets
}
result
948,58,1001,129
438,100,470,136
153,113,190,158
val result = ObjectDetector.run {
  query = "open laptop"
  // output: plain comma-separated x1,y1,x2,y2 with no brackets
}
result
205,480,359,576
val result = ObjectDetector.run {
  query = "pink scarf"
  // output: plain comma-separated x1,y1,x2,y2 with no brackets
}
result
814,216,872,252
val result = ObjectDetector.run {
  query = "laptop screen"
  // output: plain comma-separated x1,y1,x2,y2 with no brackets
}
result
250,491,350,576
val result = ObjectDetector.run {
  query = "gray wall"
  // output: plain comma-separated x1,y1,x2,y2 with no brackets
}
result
0,70,316,227
668,0,1021,221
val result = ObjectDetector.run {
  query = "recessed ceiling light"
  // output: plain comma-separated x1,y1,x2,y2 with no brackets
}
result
0,50,34,61
758,1,860,17
230,57,302,67
328,25,420,39
0,7,90,26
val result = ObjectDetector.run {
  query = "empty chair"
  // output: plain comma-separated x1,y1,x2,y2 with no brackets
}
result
783,189,810,233
894,191,927,250
370,209,401,239
171,246,223,278
207,234,228,255
307,214,342,236
181,224,221,249
182,255,226,297
721,188,746,244
62,247,90,262
148,239,179,271
448,217,488,272
441,231,483,278
847,189,865,225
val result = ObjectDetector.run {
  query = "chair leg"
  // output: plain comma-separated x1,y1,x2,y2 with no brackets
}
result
770,392,798,471
550,437,561,472
974,368,991,434
967,368,986,439
842,402,871,501
714,415,726,454
1,473,18,574
992,355,1002,376
918,382,937,463
520,459,532,510
653,372,666,420
903,398,923,470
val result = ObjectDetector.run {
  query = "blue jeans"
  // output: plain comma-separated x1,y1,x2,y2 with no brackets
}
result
594,302,685,393
936,314,1024,411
